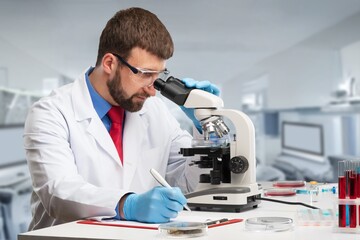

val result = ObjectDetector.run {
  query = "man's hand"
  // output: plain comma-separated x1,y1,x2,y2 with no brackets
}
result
181,78,220,133
122,187,187,223
182,78,220,96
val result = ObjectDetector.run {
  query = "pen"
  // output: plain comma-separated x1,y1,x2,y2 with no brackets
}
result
205,218,229,226
150,168,192,212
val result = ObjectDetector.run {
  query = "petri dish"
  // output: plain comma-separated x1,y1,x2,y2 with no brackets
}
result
191,138,217,147
245,217,294,232
158,222,208,238
264,188,296,197
191,135,230,148
273,181,305,188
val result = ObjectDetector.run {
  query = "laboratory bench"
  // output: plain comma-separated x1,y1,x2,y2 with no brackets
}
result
18,183,356,240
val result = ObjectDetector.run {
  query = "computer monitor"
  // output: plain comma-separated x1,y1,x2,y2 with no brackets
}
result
281,121,325,163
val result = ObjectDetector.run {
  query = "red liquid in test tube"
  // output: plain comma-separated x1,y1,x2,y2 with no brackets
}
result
339,176,346,227
338,161,346,228
349,168,357,228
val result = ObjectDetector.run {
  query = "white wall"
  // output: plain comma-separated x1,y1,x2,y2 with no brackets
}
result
0,38,66,91
222,42,342,110
267,47,340,109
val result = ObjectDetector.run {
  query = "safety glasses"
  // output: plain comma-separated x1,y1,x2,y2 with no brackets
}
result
112,53,170,87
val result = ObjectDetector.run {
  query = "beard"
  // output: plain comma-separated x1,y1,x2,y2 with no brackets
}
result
107,69,149,112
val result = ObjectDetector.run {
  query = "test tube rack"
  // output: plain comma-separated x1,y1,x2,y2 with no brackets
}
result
334,160,360,233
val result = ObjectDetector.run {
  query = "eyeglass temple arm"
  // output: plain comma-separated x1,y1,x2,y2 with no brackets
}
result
113,53,139,74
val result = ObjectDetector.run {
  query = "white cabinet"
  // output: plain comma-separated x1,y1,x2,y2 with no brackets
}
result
267,47,341,109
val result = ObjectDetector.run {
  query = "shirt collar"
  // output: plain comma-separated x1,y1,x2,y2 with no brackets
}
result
85,67,111,119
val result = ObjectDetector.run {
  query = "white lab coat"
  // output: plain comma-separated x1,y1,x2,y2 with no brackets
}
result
24,69,198,230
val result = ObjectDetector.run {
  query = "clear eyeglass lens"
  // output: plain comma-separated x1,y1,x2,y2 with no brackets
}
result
139,72,154,81
158,71,169,81
131,69,169,87
129,71,153,87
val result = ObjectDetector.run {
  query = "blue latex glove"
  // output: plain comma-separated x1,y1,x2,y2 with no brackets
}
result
123,186,187,223
181,78,220,133
182,78,220,96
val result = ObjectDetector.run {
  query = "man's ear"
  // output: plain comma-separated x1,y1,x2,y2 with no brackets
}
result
102,53,118,75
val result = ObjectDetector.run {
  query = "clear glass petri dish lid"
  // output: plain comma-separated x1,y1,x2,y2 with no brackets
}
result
245,217,294,232
158,221,208,238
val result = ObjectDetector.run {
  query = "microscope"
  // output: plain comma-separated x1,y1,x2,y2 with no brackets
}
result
154,77,261,212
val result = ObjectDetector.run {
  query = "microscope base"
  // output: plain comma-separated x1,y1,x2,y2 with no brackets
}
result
185,186,261,212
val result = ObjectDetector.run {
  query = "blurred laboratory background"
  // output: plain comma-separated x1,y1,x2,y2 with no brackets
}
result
1,0,360,239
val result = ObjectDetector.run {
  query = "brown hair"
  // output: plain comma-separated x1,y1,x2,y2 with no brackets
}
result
95,7,174,66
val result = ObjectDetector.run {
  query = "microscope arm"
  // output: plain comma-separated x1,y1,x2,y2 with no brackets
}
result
183,89,224,109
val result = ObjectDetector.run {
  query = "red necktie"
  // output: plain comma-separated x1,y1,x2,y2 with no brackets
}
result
107,106,125,164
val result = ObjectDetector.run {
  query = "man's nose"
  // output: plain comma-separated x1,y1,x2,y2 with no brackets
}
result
144,84,156,96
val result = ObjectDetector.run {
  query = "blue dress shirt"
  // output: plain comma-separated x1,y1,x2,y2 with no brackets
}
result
85,67,112,130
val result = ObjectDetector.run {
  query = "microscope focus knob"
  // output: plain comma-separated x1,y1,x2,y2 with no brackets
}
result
230,156,249,174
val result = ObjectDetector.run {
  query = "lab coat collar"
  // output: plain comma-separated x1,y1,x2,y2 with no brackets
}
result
72,71,122,167
72,69,97,122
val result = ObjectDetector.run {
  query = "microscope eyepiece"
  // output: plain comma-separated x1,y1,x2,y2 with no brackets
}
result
153,76,192,106
153,78,166,91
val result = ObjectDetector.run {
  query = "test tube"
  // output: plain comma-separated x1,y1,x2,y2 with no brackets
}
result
349,161,357,228
338,161,346,228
